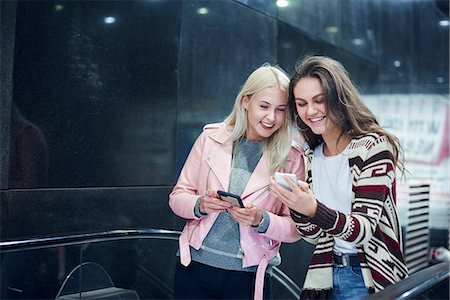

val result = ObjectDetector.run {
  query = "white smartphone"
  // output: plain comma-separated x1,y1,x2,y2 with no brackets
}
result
274,172,297,190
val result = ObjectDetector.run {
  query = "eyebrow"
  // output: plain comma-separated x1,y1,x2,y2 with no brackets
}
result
295,93,325,101
259,100,287,106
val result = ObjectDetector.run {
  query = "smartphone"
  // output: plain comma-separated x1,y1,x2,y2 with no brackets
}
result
217,190,245,208
274,172,298,191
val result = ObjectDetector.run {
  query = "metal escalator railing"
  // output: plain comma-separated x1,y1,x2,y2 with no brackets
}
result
0,228,302,299
0,229,182,253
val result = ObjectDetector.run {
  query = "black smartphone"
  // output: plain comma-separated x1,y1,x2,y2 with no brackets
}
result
217,190,245,208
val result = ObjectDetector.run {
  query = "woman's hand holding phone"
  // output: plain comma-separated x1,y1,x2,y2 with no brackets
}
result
228,204,263,227
270,173,317,217
199,190,232,214
274,172,298,191
216,190,263,226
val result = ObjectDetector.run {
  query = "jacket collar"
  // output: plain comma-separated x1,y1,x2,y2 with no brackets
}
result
207,123,232,145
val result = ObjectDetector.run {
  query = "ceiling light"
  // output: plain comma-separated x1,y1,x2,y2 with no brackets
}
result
352,38,364,46
436,77,445,83
325,26,339,34
197,7,208,14
104,17,116,24
276,0,289,8
439,20,449,27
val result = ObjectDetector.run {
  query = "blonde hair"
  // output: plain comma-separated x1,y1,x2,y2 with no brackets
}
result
223,63,293,173
288,55,404,171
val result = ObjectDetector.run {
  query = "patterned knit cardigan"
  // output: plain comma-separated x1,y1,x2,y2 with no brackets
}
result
290,133,409,299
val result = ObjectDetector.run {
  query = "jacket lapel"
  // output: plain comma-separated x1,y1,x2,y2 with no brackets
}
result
241,151,270,199
204,125,272,198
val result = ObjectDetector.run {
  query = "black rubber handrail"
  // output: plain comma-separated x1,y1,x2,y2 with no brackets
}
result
0,228,302,298
365,261,449,300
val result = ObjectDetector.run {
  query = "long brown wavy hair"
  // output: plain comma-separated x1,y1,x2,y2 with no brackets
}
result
288,55,404,171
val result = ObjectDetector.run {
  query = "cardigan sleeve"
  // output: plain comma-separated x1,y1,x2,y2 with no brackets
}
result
308,135,397,245
289,209,322,244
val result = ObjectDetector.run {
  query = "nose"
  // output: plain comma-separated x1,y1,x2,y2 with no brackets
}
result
266,109,275,122
306,103,317,115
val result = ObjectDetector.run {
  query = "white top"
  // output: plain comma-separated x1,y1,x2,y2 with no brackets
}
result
312,143,356,254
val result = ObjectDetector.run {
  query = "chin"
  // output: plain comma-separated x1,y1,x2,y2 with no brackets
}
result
257,132,272,140
310,129,324,135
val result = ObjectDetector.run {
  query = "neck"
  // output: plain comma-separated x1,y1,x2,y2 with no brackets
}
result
322,133,352,156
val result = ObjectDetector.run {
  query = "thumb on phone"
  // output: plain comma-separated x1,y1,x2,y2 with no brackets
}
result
297,180,309,192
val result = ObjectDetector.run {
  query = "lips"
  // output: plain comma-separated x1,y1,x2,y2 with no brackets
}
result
261,121,275,129
309,116,325,123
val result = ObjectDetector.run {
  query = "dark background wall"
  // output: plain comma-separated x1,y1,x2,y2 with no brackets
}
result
0,0,448,299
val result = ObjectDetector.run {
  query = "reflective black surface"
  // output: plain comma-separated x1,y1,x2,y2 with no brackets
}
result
1,187,176,241
12,1,181,188
1,239,180,299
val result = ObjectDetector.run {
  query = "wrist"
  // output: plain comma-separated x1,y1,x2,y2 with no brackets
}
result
195,196,208,217
252,210,264,227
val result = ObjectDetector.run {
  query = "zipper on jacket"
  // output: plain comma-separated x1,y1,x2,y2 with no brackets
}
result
244,186,270,204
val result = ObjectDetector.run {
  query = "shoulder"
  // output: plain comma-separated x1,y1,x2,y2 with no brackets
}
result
199,122,225,137
349,132,391,153
290,139,306,154
202,122,223,131
200,122,230,144
285,140,309,163
348,133,395,168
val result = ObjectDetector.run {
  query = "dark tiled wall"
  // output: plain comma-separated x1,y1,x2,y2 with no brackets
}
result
11,1,180,188
0,0,448,299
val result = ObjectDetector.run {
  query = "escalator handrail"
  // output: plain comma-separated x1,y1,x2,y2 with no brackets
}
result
365,261,450,300
0,228,302,298
0,229,181,253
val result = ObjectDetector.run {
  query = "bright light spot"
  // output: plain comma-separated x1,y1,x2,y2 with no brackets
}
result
281,42,292,49
439,20,449,27
325,26,338,34
104,17,116,24
197,7,208,15
436,77,445,83
276,0,289,8
54,4,64,11
352,38,364,46
394,60,401,67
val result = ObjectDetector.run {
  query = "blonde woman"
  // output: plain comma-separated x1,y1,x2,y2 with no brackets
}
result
169,64,305,300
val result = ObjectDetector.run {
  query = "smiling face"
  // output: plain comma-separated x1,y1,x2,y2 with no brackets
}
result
243,87,287,141
293,76,342,142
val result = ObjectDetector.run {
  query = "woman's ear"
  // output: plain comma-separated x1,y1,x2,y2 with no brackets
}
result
242,95,250,110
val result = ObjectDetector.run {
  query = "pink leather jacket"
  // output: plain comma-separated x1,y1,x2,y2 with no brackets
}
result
169,123,305,300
